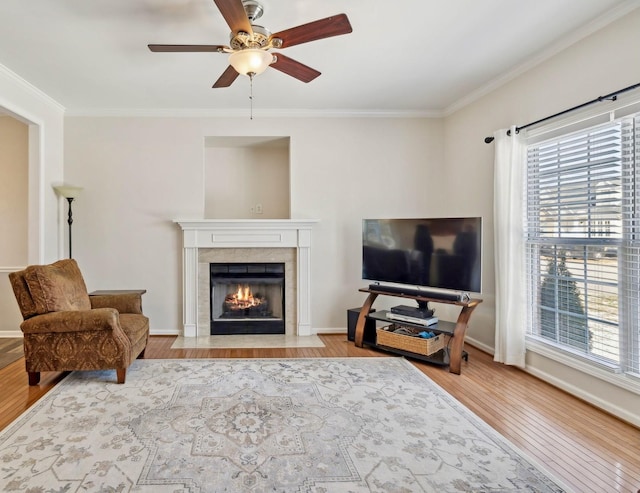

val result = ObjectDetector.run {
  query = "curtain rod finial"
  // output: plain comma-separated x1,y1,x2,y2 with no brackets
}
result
484,136,495,144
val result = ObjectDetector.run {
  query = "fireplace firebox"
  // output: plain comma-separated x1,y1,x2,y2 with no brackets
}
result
210,263,285,335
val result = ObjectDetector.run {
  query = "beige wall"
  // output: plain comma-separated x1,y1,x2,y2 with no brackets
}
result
0,115,28,263
62,116,444,333
204,145,290,219
0,115,28,332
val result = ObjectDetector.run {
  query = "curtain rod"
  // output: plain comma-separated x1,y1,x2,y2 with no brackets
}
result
483,81,640,144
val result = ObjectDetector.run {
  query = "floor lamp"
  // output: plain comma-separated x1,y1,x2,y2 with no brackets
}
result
53,185,83,259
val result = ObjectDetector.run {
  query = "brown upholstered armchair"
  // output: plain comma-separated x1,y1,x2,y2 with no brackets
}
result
9,259,149,385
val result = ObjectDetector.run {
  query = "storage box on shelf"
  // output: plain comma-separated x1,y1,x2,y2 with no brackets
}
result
376,325,445,356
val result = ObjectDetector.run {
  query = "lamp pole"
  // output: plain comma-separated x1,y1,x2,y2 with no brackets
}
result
53,184,83,260
66,197,74,259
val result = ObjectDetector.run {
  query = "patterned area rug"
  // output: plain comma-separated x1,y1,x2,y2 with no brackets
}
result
0,358,566,492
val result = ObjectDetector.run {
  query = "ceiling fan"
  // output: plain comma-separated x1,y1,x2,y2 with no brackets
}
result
148,0,353,88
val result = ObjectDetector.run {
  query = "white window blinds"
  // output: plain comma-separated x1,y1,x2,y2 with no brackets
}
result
525,115,640,376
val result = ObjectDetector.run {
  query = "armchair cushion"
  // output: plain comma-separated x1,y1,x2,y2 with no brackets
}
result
8,270,39,319
90,293,143,314
23,259,91,315
20,308,120,335
118,313,150,347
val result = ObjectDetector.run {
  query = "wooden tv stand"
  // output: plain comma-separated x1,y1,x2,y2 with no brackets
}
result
354,287,482,374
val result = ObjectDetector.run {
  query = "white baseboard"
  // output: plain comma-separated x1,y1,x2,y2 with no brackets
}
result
0,331,23,338
149,328,180,336
524,365,640,428
465,336,640,428
464,336,494,355
314,328,346,335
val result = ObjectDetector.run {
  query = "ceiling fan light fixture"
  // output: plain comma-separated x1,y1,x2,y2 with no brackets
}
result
229,49,273,76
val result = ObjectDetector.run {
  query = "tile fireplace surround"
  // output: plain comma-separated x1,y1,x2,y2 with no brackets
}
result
175,219,317,338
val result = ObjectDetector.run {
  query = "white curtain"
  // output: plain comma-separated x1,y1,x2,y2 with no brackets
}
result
493,126,527,367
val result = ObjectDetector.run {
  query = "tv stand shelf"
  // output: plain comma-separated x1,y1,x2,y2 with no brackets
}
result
367,310,456,336
354,288,482,374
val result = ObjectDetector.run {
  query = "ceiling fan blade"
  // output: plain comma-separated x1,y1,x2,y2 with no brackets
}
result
213,65,240,88
212,0,253,35
270,13,352,49
148,44,227,52
271,54,320,83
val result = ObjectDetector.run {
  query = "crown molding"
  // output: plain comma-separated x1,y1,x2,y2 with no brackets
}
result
64,107,441,119
0,63,65,114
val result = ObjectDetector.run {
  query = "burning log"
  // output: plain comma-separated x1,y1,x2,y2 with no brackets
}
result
222,284,270,317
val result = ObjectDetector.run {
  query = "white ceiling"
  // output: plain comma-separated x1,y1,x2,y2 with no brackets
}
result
0,0,638,116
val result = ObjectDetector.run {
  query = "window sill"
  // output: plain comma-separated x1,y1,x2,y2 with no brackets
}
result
525,338,640,395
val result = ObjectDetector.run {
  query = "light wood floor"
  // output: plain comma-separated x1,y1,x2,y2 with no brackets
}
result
0,338,23,369
1,335,638,493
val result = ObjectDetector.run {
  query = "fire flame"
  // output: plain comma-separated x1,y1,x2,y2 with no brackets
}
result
237,285,251,301
226,284,262,309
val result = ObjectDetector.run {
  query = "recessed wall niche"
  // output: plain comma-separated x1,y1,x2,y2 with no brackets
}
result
204,136,290,219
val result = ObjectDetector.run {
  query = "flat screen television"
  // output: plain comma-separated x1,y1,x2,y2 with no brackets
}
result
362,217,482,295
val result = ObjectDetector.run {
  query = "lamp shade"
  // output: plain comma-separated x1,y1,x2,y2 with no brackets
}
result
53,185,83,199
229,49,274,76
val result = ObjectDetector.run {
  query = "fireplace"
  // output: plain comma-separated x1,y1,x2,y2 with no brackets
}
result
210,263,285,334
175,219,317,337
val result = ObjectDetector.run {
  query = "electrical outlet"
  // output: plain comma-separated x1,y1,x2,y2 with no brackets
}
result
256,203,263,214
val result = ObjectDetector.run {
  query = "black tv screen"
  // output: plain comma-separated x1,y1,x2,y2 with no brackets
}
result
362,217,482,293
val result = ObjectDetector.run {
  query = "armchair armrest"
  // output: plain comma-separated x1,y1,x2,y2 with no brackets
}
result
20,308,120,335
90,293,143,314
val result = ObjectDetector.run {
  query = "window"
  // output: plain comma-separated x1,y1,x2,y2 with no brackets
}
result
525,114,640,378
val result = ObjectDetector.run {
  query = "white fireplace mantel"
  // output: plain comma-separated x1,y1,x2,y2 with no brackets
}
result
175,219,318,337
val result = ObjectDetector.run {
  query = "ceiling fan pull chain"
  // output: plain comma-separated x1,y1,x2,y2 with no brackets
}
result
249,72,254,120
